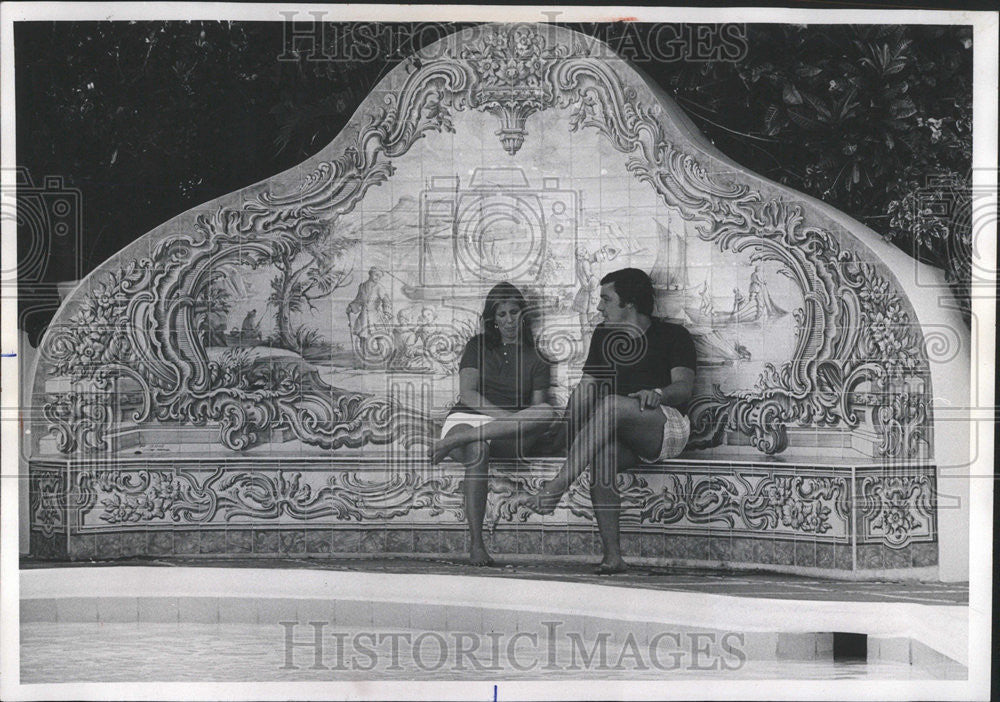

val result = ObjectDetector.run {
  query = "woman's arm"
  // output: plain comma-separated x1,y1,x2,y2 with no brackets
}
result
458,367,512,419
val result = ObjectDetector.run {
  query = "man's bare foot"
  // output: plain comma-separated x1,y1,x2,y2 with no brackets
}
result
469,545,495,567
429,438,455,464
595,558,627,575
525,481,564,515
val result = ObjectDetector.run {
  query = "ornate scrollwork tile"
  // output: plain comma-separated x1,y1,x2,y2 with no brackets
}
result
30,470,66,537
858,471,936,548
84,465,467,527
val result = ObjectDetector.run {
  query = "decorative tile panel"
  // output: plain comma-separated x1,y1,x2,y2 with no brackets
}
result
856,467,937,548
31,456,938,574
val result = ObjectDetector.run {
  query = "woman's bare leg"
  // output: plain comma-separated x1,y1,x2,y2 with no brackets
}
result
430,405,556,463
461,440,494,566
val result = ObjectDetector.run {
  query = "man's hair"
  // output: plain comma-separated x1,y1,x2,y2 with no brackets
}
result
600,268,655,316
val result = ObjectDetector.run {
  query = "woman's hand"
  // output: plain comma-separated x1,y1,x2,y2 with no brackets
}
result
628,388,662,411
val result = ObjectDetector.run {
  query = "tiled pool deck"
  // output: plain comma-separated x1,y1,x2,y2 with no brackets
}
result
20,555,968,606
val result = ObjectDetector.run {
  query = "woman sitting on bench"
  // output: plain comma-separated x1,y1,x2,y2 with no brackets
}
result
430,282,557,566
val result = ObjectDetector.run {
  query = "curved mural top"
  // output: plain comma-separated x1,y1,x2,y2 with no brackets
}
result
30,23,932,462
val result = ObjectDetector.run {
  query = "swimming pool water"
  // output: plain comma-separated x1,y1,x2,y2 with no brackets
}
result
20,623,966,682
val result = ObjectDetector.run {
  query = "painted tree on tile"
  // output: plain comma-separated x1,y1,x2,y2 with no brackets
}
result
267,232,358,353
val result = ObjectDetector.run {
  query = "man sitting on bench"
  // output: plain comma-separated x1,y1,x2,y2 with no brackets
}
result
527,268,696,574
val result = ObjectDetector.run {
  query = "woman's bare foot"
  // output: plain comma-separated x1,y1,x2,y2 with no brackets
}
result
429,437,457,464
469,544,495,567
525,480,564,515
595,558,628,575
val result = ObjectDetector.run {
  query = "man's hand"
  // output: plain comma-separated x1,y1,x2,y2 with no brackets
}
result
628,388,662,411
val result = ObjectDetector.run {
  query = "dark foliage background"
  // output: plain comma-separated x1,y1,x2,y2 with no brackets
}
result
15,21,973,344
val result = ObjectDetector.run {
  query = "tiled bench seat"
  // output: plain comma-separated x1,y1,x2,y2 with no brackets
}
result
28,452,938,580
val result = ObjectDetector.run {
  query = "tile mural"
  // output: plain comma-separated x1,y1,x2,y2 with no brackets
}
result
26,24,945,573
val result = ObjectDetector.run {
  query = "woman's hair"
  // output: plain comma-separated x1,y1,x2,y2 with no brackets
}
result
481,281,535,349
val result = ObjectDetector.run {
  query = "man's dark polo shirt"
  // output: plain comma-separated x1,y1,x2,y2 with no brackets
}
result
582,319,697,415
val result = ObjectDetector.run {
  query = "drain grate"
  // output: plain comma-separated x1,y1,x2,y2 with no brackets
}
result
833,632,867,661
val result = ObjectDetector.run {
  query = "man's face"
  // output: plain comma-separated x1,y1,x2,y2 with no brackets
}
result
597,283,628,325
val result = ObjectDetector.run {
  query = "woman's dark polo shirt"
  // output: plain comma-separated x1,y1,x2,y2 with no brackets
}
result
449,334,553,416
582,319,697,415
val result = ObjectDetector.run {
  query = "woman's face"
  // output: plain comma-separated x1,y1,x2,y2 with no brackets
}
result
494,300,522,342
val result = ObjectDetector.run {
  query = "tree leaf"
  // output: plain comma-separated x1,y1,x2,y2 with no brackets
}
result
782,83,803,105
788,108,820,130
890,98,917,119
801,92,832,121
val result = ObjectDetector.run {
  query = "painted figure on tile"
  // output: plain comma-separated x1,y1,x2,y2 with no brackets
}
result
412,307,438,368
346,267,393,366
729,287,745,318
430,282,558,567
746,261,786,320
240,309,262,344
698,279,714,317
389,309,423,371
525,268,697,575
417,307,438,343
572,246,600,341
722,264,787,324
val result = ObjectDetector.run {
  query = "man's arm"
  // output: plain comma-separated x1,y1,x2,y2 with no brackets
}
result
632,322,697,411
630,367,695,410
660,366,694,406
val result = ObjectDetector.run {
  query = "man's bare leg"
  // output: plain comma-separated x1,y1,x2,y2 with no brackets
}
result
566,380,603,441
526,395,618,513
528,396,665,514
529,428,601,512
590,442,637,574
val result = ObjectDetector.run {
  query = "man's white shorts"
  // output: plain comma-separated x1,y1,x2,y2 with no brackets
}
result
639,405,691,463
